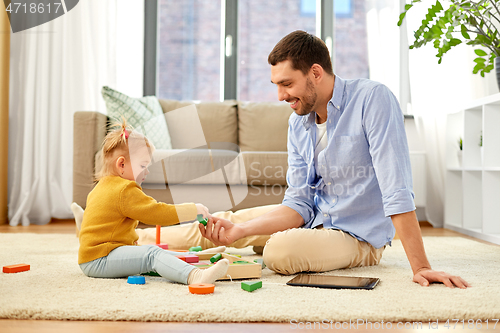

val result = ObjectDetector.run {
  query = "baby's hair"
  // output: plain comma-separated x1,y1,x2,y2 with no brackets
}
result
95,117,155,182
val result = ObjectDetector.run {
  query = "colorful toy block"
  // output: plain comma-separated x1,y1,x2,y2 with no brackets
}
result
241,281,262,292
3,264,30,273
189,283,214,294
232,260,253,265
210,253,222,263
197,214,208,226
254,259,266,269
184,255,199,263
155,225,169,249
143,271,161,277
189,246,202,252
192,263,211,268
227,253,241,258
193,253,262,280
175,255,187,262
127,276,146,284
156,225,161,244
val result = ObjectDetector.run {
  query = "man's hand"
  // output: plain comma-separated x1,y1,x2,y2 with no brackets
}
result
198,216,245,246
392,211,470,289
413,268,470,289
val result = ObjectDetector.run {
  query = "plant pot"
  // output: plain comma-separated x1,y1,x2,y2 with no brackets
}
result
457,150,462,167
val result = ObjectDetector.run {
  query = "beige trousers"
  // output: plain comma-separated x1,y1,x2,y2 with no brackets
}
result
136,204,385,275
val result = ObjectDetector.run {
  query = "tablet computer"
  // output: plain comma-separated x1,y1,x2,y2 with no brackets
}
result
286,274,380,290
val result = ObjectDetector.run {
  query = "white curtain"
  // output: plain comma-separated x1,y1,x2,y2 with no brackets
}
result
366,0,410,113
7,1,126,226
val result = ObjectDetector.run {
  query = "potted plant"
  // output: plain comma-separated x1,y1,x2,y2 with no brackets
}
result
458,136,463,166
398,0,500,87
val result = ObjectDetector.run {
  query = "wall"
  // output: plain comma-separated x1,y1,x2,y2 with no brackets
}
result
0,6,9,225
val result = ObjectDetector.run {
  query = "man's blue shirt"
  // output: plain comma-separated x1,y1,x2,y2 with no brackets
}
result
282,76,415,249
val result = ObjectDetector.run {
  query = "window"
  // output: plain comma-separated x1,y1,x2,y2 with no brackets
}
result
335,0,353,18
147,0,369,101
238,0,316,101
334,0,369,79
300,0,316,17
157,0,221,101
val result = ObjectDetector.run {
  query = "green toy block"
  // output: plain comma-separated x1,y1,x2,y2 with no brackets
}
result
197,214,208,226
254,259,266,269
189,246,203,252
142,271,161,277
232,260,253,265
241,281,262,292
210,253,222,263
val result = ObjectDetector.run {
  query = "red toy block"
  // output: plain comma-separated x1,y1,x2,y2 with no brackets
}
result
184,255,199,263
175,255,187,262
156,244,169,249
3,264,30,273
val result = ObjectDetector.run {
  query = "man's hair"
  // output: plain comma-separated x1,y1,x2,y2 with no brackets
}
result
268,30,333,76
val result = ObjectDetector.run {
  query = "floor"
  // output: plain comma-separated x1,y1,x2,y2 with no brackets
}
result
1,220,498,333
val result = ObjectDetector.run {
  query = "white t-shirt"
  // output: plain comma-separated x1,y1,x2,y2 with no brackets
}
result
314,120,328,171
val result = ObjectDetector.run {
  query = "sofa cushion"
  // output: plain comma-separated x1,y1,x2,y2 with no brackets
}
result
239,151,288,186
101,86,172,150
238,102,293,152
143,149,242,185
159,99,238,151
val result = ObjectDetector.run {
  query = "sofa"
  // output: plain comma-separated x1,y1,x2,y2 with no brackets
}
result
73,99,294,213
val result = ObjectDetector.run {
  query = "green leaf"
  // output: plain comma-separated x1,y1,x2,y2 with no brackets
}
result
435,0,443,11
477,35,493,46
461,25,470,39
398,12,406,26
473,62,484,74
484,64,494,72
405,4,413,11
475,49,488,56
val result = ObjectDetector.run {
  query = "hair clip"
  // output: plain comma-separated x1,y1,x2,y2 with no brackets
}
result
123,129,129,139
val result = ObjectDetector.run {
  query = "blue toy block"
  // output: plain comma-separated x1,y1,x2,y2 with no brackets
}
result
254,258,266,269
127,276,146,285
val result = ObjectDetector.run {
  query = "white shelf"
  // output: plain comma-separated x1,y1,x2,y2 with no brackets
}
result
445,95,500,245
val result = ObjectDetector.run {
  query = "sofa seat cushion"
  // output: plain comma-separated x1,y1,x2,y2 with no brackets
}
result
238,102,293,152
143,149,242,185
239,151,288,186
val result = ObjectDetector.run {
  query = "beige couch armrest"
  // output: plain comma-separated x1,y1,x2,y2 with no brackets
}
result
73,111,108,208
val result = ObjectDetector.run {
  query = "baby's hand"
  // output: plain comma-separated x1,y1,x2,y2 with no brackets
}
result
195,203,211,219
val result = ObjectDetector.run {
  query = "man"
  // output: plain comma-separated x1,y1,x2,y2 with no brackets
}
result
197,30,468,289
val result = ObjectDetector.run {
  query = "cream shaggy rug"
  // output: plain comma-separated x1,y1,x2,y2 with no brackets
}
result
0,233,499,323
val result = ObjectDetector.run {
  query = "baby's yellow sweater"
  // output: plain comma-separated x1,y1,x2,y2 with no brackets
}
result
78,176,197,264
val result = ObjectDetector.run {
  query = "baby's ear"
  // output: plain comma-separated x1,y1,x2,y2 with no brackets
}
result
115,156,125,170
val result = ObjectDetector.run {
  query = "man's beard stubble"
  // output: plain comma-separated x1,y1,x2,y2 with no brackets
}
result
296,77,317,117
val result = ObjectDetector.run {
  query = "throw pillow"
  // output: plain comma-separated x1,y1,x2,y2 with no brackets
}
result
101,86,172,150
